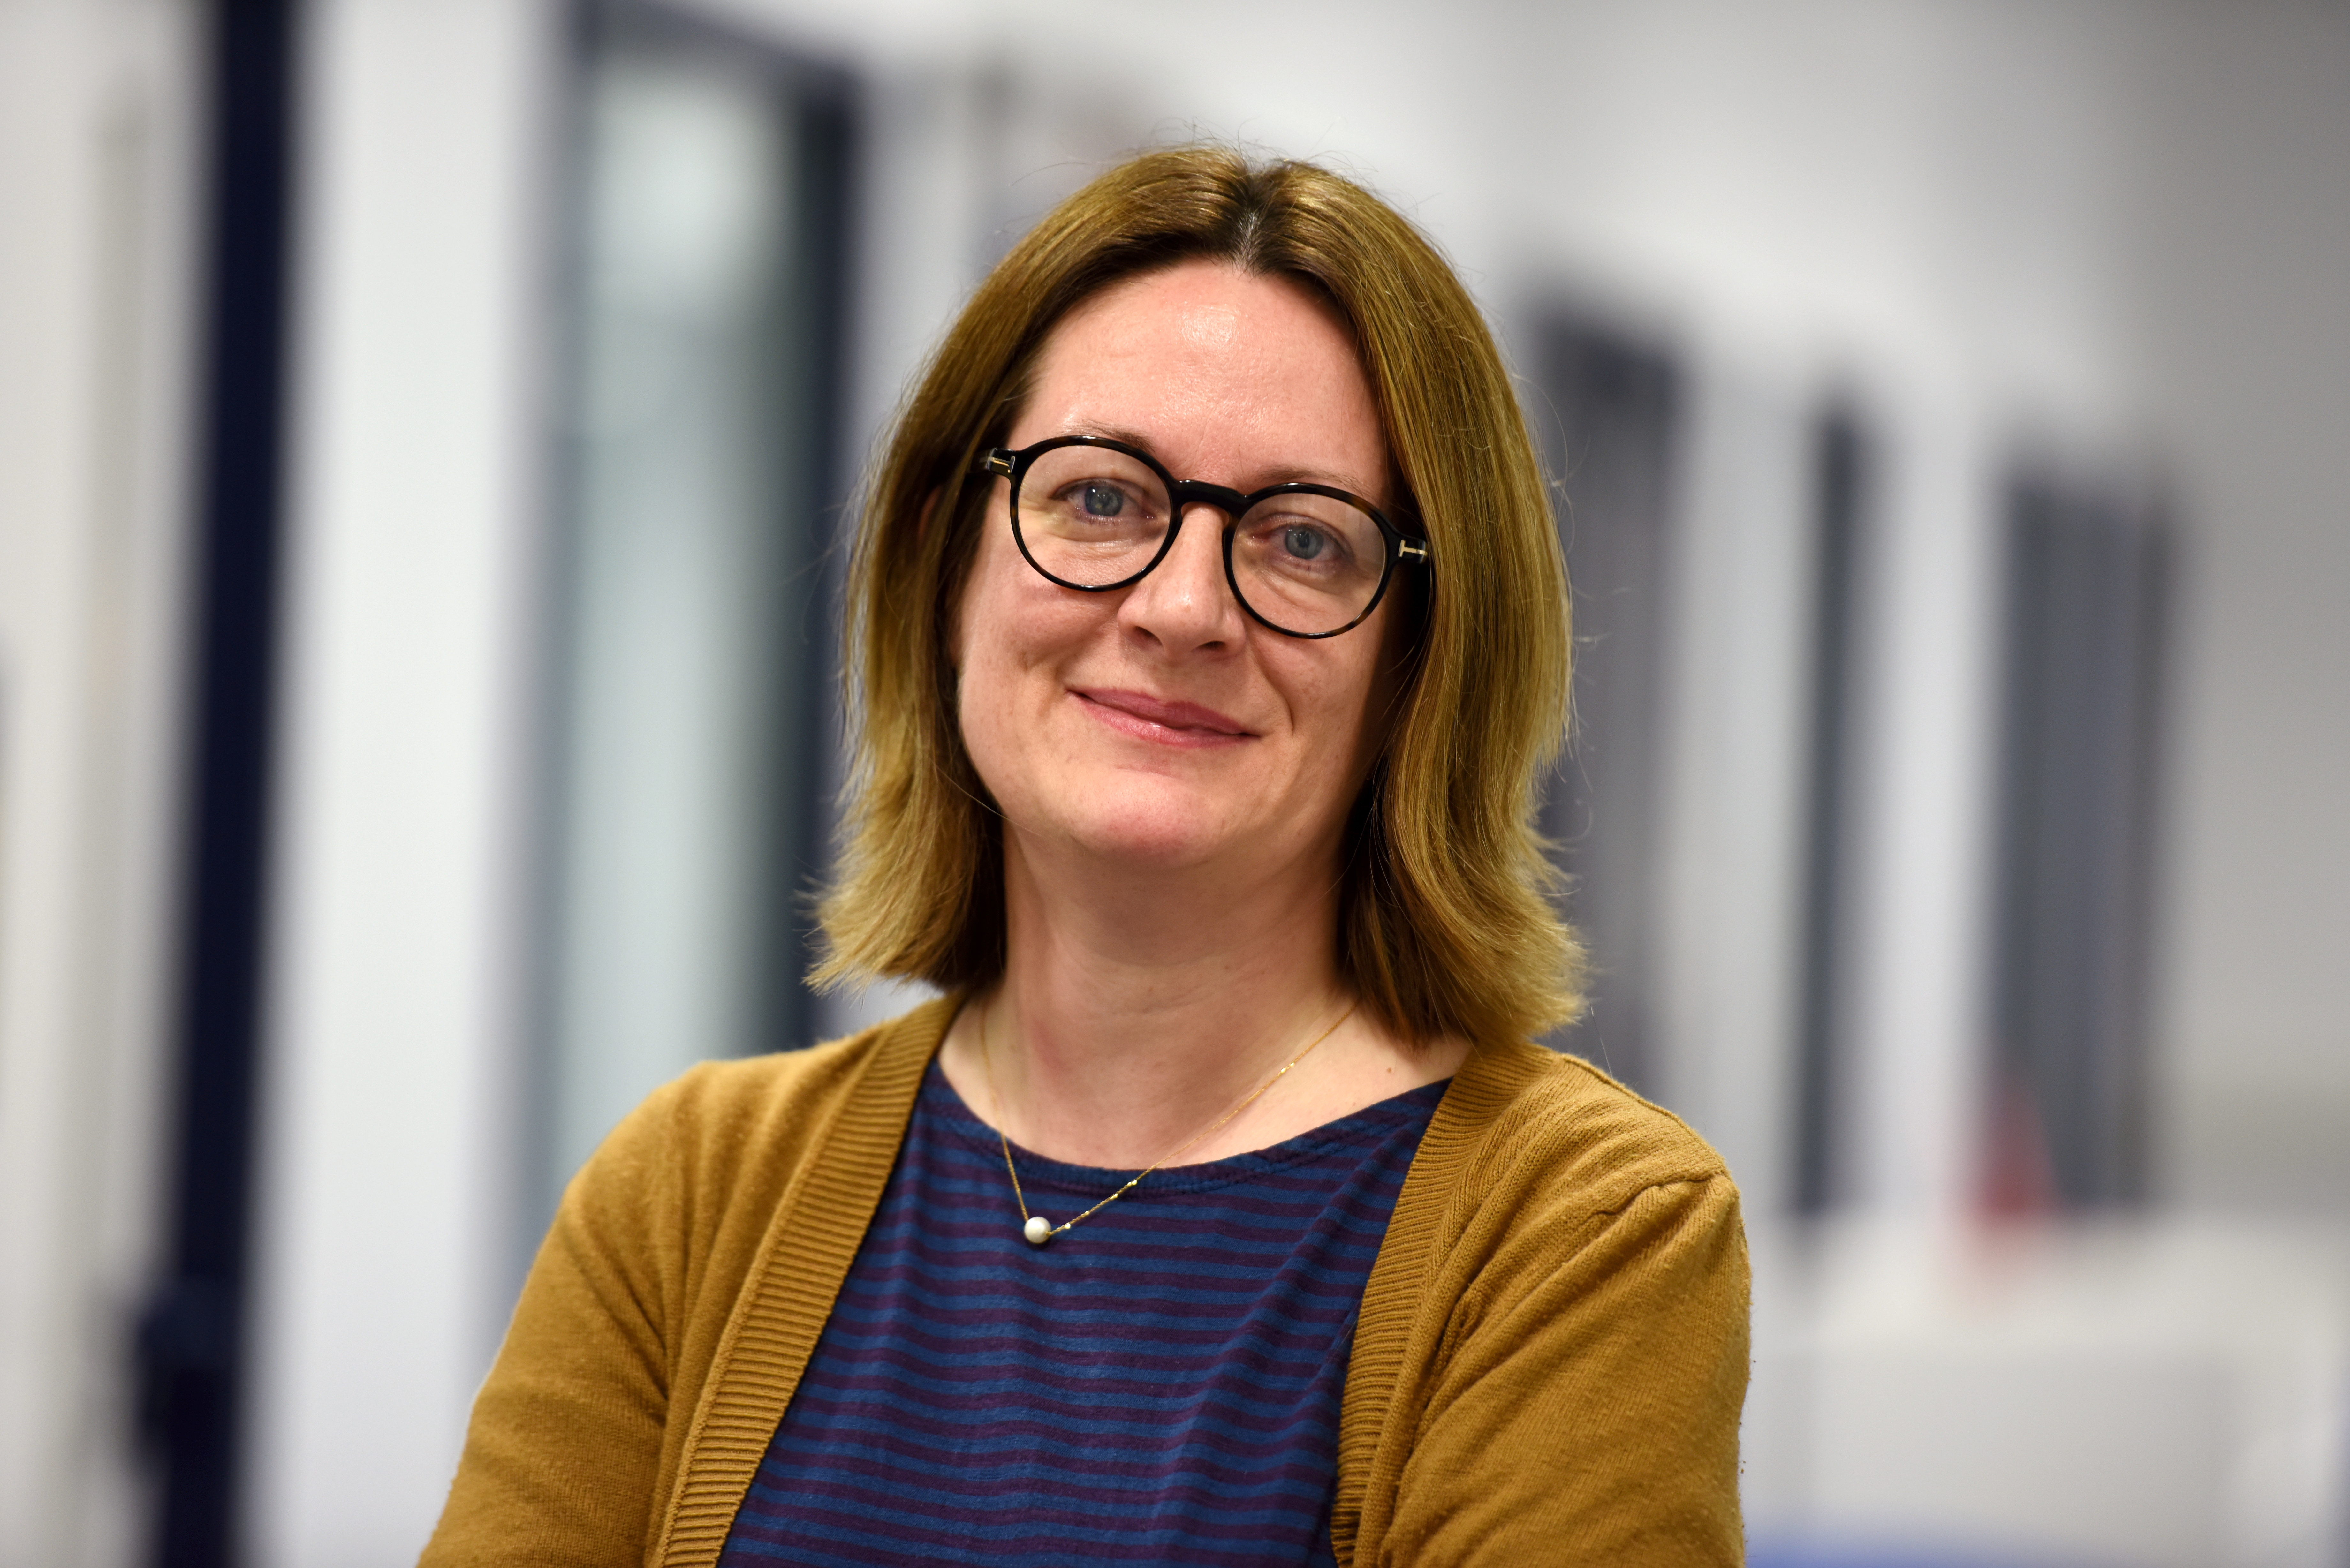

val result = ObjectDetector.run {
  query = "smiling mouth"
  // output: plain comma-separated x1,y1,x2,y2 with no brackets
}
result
1072,687,1255,744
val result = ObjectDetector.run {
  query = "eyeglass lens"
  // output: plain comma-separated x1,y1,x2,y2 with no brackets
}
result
1015,444,1386,636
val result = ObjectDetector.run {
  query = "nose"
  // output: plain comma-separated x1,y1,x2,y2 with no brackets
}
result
1116,502,1244,656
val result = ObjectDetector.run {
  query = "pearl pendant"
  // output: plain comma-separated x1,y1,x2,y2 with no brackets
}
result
1023,1215,1053,1247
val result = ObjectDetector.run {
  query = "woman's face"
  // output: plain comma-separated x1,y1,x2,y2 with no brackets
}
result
952,259,1402,881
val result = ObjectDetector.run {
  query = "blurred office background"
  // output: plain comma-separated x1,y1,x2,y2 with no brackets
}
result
3,0,2346,1564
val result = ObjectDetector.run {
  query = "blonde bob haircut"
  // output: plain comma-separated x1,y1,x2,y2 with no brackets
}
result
816,145,1581,1047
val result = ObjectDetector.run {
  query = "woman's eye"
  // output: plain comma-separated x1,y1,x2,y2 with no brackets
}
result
1281,525,1331,561
1078,482,1126,518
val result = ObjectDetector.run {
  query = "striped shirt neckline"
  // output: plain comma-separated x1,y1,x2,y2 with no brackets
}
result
719,1060,1451,1567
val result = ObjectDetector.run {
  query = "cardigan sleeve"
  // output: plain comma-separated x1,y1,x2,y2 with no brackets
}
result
1378,1172,1750,1566
418,1081,690,1568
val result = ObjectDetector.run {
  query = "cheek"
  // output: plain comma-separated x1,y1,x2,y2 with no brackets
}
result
952,598,1030,813
952,552,1019,743
948,519,999,677
1272,640,1389,788
1330,602,1401,740
957,526,1090,689
950,522,1093,784
951,514,1031,681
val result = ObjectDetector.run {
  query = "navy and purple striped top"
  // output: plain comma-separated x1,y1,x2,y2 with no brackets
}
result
717,1059,1450,1567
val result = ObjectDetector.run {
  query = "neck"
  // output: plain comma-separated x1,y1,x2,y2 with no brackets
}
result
937,817,1468,1167
954,823,1356,1167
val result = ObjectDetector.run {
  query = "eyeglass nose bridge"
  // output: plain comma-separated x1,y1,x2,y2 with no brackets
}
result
1167,478,1254,520
1133,480,1251,617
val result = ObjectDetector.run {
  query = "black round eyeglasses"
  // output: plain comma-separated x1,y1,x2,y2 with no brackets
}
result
972,435,1431,639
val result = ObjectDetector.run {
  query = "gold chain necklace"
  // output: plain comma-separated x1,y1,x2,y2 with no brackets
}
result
979,997,1358,1247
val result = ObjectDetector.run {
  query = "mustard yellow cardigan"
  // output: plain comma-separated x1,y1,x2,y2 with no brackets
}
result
421,998,1749,1565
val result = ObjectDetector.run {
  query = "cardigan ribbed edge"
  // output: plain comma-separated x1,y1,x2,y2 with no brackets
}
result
1328,1031,1555,1559
650,1000,943,1563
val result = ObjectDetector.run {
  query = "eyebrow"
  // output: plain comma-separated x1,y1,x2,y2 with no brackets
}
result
1065,421,1380,498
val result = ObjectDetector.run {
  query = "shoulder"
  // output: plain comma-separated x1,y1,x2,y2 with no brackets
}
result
1429,1038,1734,1226
1373,1039,1747,1375
1345,1043,1749,1564
654,1017,902,1129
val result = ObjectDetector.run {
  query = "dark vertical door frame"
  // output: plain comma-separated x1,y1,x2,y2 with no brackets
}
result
138,1,300,1564
770,59,858,1065
1985,476,2169,1211
1792,409,1869,1217
1527,317,1682,1098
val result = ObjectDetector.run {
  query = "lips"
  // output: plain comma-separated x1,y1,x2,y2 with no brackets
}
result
1072,687,1255,743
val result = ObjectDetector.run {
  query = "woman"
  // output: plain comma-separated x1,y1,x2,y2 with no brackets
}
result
425,147,1747,1567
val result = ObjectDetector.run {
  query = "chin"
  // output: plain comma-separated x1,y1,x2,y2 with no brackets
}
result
1054,780,1242,870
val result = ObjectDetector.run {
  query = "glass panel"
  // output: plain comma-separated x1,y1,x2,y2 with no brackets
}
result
536,8,850,1223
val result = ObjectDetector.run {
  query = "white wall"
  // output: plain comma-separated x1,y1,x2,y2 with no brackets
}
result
2119,7,2350,1219
0,2,196,1564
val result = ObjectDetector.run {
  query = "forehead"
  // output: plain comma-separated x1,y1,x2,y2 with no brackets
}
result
1016,260,1388,499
